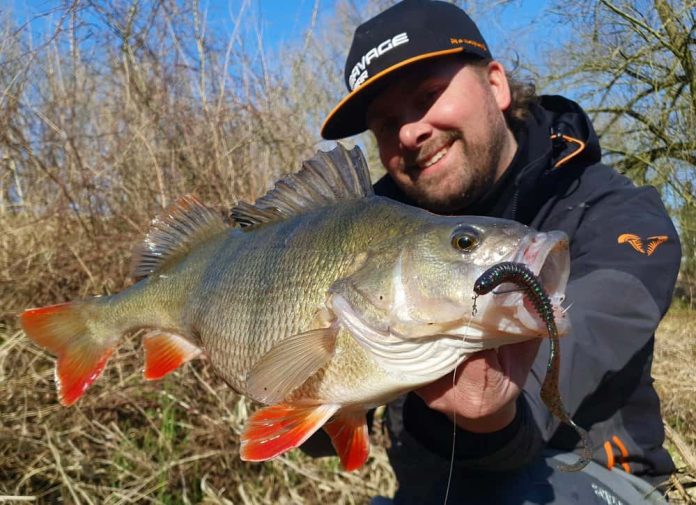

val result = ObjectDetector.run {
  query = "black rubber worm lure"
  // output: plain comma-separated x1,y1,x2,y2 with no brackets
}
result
474,261,592,472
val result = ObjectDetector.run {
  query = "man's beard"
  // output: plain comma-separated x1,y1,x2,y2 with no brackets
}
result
405,109,509,214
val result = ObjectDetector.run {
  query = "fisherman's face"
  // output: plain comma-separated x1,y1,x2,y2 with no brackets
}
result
367,56,516,213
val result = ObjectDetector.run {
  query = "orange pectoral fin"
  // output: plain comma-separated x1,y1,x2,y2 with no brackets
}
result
20,302,115,406
323,410,370,471
240,403,339,462
143,331,201,380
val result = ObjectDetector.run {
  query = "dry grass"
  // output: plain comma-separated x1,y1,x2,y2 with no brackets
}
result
654,306,696,504
0,326,397,504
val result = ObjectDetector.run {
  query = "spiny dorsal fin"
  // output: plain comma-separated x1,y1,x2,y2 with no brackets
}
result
231,144,374,228
131,195,227,279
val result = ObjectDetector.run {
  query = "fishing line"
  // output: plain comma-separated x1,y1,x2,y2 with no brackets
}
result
442,295,479,505
489,286,525,295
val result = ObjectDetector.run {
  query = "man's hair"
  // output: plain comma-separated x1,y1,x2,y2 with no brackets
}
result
504,74,538,133
465,56,538,133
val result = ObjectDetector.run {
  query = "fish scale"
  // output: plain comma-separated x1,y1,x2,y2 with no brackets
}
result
190,202,402,393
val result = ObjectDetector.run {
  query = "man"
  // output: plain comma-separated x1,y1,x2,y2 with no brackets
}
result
317,1,682,504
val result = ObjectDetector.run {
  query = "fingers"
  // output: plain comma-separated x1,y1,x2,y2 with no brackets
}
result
414,340,541,432
498,338,541,388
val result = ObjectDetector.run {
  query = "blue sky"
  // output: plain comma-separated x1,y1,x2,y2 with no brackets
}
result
200,0,337,46
7,0,560,68
6,0,572,103
232,0,557,68
4,0,332,43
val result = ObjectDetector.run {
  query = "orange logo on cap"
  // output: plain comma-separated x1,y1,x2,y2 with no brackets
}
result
449,38,487,52
617,234,668,256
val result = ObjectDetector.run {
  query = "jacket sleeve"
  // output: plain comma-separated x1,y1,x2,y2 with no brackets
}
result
404,182,681,470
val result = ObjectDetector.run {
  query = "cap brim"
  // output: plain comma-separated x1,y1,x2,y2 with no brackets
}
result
321,47,467,140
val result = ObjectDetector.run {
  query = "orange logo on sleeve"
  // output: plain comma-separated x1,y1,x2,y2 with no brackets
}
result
617,234,668,256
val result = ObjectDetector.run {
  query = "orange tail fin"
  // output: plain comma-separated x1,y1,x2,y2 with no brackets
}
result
240,403,339,462
323,410,370,471
20,302,116,406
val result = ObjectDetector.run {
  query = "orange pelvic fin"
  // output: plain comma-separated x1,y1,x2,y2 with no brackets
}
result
143,331,202,380
240,403,338,462
20,302,115,406
323,410,370,471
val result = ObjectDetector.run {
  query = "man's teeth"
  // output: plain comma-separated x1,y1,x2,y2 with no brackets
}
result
422,146,448,168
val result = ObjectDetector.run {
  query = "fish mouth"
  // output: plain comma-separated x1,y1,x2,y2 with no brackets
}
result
499,231,571,336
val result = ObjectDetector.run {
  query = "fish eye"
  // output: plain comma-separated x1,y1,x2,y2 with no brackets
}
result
451,228,480,253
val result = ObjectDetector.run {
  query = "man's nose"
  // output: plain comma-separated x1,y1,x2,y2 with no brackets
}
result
399,119,432,150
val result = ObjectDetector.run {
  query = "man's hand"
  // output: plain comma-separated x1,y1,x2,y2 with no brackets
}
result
415,339,541,433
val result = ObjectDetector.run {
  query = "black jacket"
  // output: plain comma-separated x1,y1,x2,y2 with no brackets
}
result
375,96,681,483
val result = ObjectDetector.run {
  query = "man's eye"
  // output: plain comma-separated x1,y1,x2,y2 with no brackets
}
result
420,87,442,108
374,117,397,137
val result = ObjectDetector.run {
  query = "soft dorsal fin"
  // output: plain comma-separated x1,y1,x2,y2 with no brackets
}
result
131,195,227,279
231,144,374,228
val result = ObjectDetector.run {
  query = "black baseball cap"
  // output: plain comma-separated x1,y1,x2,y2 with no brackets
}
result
321,0,492,140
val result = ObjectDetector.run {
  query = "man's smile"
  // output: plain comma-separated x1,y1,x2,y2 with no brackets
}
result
420,143,451,168
409,140,457,178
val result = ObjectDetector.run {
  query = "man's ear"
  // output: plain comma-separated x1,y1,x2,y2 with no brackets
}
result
487,61,512,112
